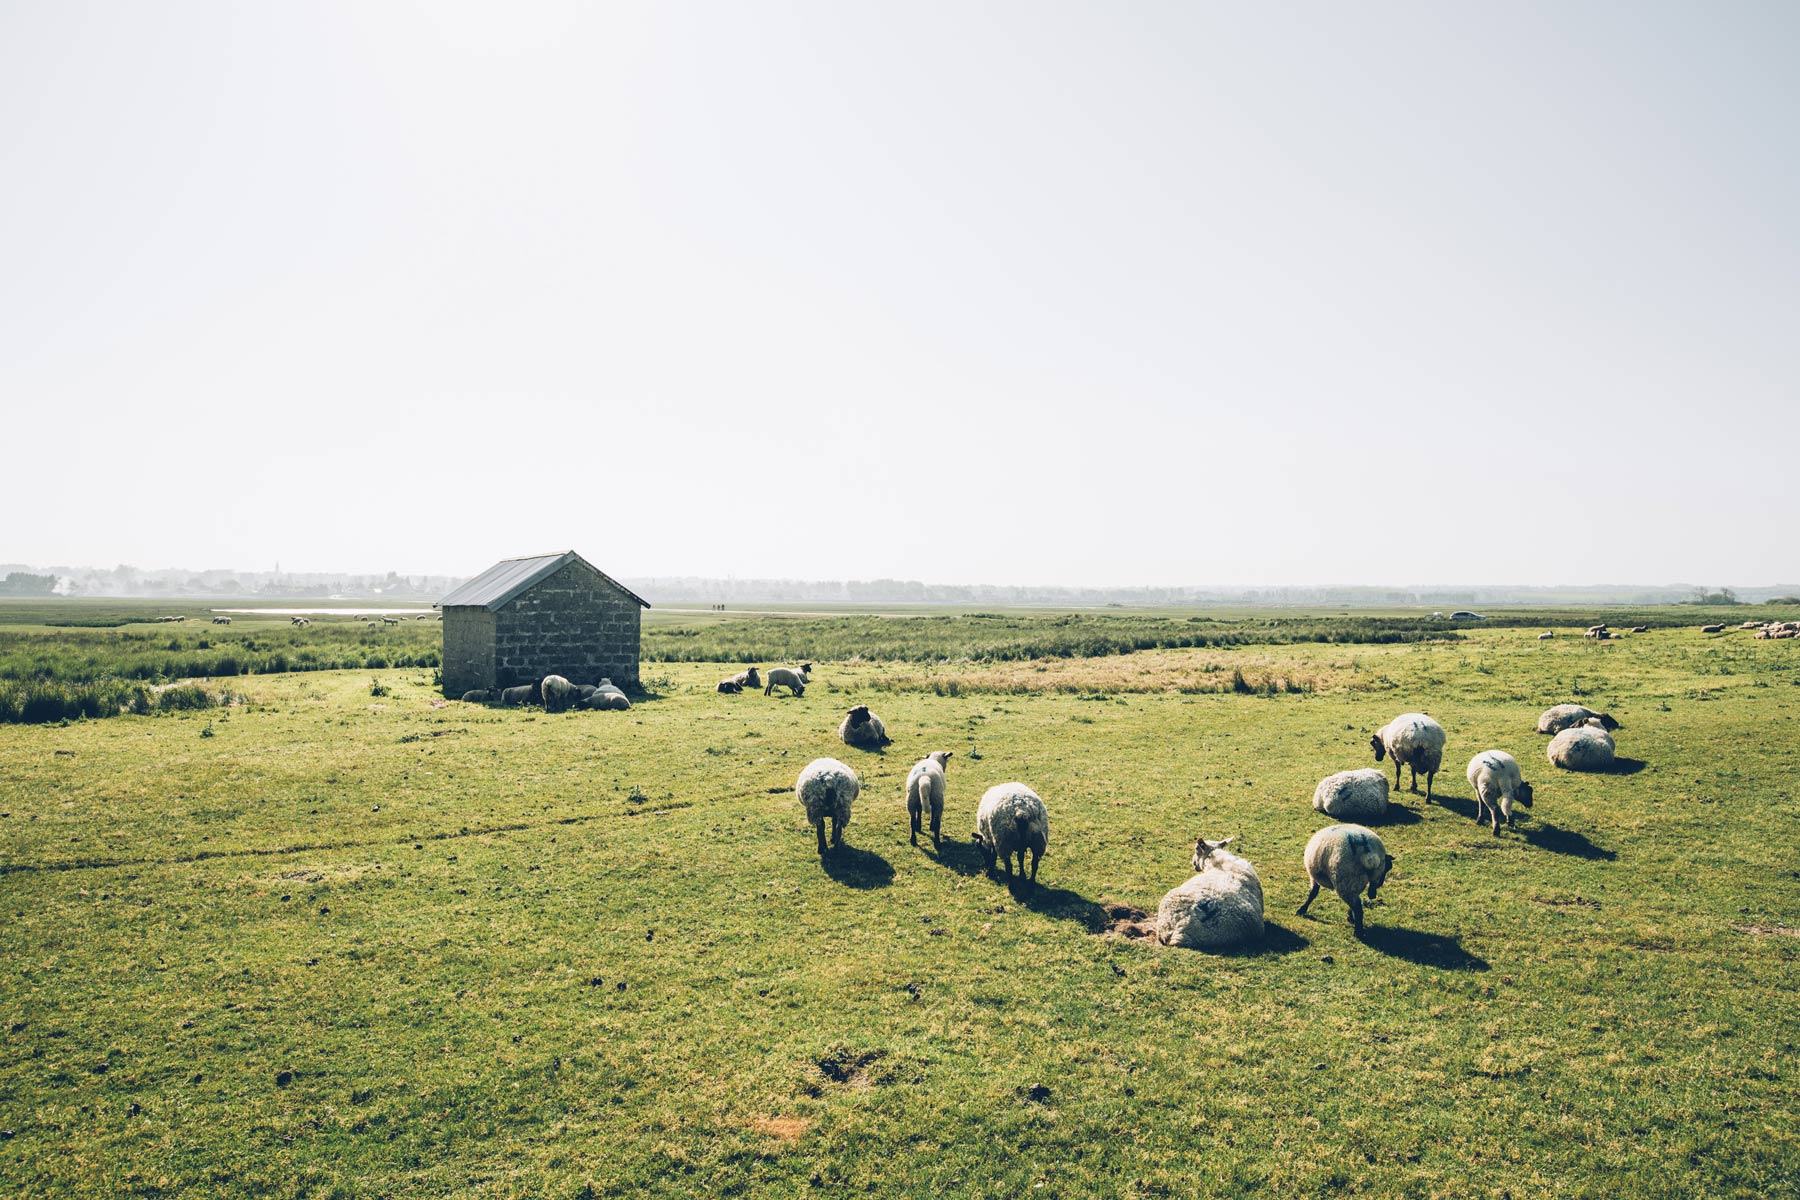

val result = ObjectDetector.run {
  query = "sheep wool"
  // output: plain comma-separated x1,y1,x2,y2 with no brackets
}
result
1156,838,1265,950
1312,768,1390,821
796,757,859,854
1296,823,1394,935
1547,725,1615,771
1372,713,1447,799
540,675,576,713
973,783,1049,884
1536,704,1619,735
1465,750,1534,834
904,751,952,847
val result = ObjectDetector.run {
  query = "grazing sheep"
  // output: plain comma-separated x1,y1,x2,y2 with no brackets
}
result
211,616,232,625
764,663,811,696
796,757,859,854
723,667,762,691
499,683,535,706
973,782,1049,885
716,680,743,694
904,751,952,847
1465,750,1534,835
459,689,495,703
1536,704,1620,735
381,616,400,626
839,705,891,751
1585,624,1608,638
1700,623,1726,633
1538,631,1554,640
1312,768,1390,821
1156,836,1265,950
540,674,577,713
1371,713,1447,800
1295,824,1394,936
1547,725,1616,771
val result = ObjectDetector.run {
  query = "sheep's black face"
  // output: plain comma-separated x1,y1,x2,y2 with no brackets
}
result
1370,734,1386,762
1599,713,1621,731
848,706,870,725
1516,782,1534,808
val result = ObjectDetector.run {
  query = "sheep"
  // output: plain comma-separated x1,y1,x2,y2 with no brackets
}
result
211,616,232,625
1370,713,1447,801
1538,631,1554,640
973,782,1049,885
1631,625,1649,634
904,751,952,847
459,689,495,704
1536,704,1619,735
716,680,742,694
1295,824,1394,936
540,674,577,713
839,705,891,751
1700,623,1726,633
578,682,630,710
499,683,535,706
1547,725,1616,771
1155,836,1265,950
1465,750,1534,834
1312,767,1390,821
796,757,859,854
381,616,400,626
724,667,762,691
764,663,811,696
1585,624,1608,638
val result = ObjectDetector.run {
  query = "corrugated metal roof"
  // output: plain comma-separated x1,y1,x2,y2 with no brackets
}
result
439,551,650,611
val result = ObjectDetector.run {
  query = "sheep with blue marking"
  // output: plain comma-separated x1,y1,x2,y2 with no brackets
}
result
1371,712,1447,801
1466,750,1534,834
1156,836,1265,950
1296,824,1394,936
1312,768,1390,821
973,783,1049,885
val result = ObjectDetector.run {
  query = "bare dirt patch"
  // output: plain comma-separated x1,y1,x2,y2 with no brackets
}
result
1100,900,1158,942
748,1115,813,1143
808,1045,887,1092
1733,924,1800,938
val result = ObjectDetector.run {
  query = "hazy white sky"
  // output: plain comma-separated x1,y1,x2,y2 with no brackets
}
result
2,1,1795,585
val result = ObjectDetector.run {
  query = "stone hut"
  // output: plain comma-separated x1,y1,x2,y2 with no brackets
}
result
440,551,650,697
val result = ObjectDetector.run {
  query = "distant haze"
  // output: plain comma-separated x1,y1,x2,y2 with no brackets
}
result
3,2,1796,585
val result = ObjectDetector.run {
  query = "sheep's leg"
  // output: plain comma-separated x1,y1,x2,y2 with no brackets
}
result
830,816,844,849
815,821,827,856
1425,770,1435,801
909,804,920,846
1347,895,1365,935
1028,849,1040,883
1409,764,1418,794
1296,882,1321,916
1393,760,1402,791
930,806,941,848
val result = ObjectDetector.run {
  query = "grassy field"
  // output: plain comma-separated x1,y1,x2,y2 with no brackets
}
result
3,611,1799,1196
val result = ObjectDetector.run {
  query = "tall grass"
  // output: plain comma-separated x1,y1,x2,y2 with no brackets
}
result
0,679,244,724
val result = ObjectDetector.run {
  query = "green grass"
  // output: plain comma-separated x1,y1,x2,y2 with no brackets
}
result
2,619,1799,1196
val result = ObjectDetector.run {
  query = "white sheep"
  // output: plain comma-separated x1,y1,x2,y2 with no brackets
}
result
1536,704,1619,735
1312,768,1390,821
579,682,630,711
540,674,576,713
1547,725,1615,771
1295,823,1394,936
723,667,762,691
1538,631,1553,640
1465,750,1534,835
1371,713,1447,800
764,663,812,696
796,756,859,854
973,782,1049,885
904,751,952,847
839,705,891,751
1155,836,1265,950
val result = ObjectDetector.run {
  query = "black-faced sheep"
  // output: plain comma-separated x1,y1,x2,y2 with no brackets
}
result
838,705,891,751
1155,837,1264,950
1295,824,1393,936
904,751,952,847
1536,704,1619,735
1371,713,1447,800
716,680,743,694
459,689,495,704
973,783,1048,885
796,757,859,854
724,667,762,691
1466,750,1533,835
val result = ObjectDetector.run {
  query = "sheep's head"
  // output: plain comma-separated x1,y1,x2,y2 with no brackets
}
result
847,705,871,726
1191,835,1238,872
1516,781,1534,809
1367,853,1396,898
1596,712,1620,730
800,662,813,673
1370,734,1386,762
928,750,953,769
743,667,762,686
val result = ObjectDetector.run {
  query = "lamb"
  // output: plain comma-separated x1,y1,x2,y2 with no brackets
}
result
540,674,576,713
904,751,952,847
1295,823,1394,936
459,689,495,704
716,680,742,694
1547,725,1616,771
1465,750,1534,835
764,663,811,696
973,782,1049,885
796,757,859,854
838,705,891,751
1370,713,1447,800
1155,836,1265,950
499,684,535,706
1536,704,1620,735
1312,768,1390,821
722,667,762,691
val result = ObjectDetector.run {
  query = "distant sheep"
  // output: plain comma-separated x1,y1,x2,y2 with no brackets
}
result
1547,725,1616,771
1466,750,1534,834
459,689,495,704
796,757,859,854
1295,824,1394,936
1371,713,1447,800
904,751,952,847
1631,625,1649,634
973,782,1049,885
839,705,891,751
1700,623,1726,633
1538,631,1553,640
724,667,762,691
1312,768,1389,821
716,680,742,694
1156,836,1265,950
540,674,576,713
764,663,811,696
211,616,232,625
1536,704,1619,735
381,617,400,626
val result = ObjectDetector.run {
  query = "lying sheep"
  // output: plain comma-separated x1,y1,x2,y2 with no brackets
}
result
1312,768,1390,821
1536,704,1619,735
716,680,742,694
1466,750,1534,835
973,782,1049,885
904,751,952,847
724,667,762,691
586,691,631,711
574,684,598,701
459,689,495,703
1585,624,1608,638
499,684,535,706
839,705,891,751
1631,625,1649,634
541,674,576,713
1538,631,1554,640
1700,623,1726,633
1547,725,1615,771
1156,836,1265,950
1371,713,1447,800
764,663,811,697
796,757,859,854
1296,823,1394,936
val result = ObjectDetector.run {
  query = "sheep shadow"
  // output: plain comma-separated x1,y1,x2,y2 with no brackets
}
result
1423,791,1482,823
1217,920,1312,958
1014,882,1112,932
1361,925,1488,971
930,837,991,877
819,845,895,889
1601,757,1648,776
1519,823,1617,861
1365,804,1424,827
